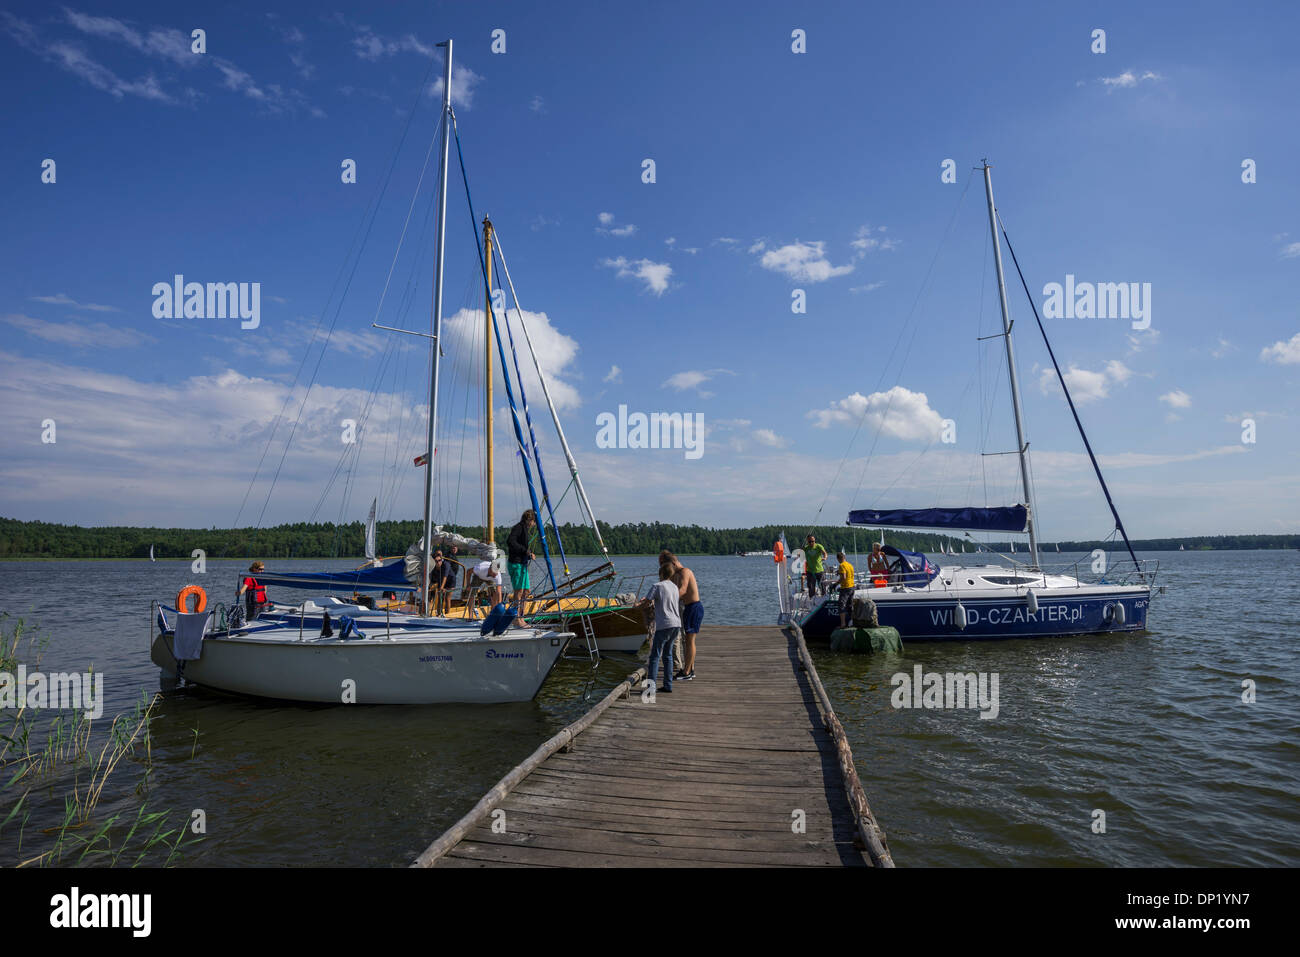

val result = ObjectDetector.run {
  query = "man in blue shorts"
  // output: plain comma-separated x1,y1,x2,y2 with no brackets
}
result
661,550,702,681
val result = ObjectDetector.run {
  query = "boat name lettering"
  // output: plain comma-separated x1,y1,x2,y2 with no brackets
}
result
485,649,526,659
929,604,1084,627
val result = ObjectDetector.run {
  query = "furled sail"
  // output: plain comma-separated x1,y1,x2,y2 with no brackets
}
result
848,505,1029,533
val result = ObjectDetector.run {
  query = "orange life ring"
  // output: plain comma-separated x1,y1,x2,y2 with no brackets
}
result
773,541,785,563
176,585,207,613
872,576,888,588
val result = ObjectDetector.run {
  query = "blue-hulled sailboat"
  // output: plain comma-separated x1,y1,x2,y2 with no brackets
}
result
788,163,1156,641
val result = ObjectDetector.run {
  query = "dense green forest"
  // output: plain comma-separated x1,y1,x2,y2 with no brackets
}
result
0,517,1295,560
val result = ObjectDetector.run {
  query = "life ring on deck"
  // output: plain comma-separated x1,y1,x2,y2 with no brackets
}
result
176,585,207,613
773,541,785,563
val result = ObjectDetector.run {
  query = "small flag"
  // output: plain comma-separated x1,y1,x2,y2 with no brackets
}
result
414,452,430,467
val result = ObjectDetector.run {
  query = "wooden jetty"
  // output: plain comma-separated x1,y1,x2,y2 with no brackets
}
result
413,624,893,868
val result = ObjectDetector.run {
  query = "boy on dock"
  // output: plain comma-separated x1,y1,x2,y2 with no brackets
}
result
637,563,681,693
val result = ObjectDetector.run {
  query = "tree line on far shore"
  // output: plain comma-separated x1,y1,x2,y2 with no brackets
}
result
0,517,1294,560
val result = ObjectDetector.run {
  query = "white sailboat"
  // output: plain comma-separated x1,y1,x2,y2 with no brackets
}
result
150,40,575,703
148,544,155,562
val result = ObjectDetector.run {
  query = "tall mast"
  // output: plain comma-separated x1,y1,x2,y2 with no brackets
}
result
483,216,495,546
491,231,609,557
982,161,1039,567
420,39,453,614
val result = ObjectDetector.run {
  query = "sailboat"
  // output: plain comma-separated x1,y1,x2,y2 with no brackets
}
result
150,40,578,703
149,544,155,563
793,163,1154,641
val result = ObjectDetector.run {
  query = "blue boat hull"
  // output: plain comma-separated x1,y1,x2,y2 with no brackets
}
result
801,590,1149,641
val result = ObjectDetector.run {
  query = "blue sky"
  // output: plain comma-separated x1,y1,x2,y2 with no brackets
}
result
1,0,1297,542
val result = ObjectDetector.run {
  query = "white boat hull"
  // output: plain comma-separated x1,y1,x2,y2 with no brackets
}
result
151,627,572,704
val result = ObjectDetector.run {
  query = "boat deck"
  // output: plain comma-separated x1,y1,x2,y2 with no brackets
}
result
414,624,891,868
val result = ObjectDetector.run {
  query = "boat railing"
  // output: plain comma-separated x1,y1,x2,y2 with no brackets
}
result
930,554,1160,591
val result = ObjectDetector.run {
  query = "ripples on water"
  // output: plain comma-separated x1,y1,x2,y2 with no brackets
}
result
0,551,1295,866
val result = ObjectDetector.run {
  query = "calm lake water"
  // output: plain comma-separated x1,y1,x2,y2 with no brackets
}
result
1,550,1296,866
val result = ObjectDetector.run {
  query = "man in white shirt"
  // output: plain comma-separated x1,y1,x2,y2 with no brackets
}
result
470,558,504,610
636,562,681,693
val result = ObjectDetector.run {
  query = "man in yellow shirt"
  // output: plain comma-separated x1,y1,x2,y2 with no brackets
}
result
836,551,855,628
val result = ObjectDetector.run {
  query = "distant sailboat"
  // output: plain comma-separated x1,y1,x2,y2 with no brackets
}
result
1055,542,1060,553
1179,544,1185,551
1010,540,1016,554
362,497,381,567
149,544,155,562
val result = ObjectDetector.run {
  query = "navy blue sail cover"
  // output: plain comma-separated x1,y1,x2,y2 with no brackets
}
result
848,505,1029,533
255,561,413,592
881,545,940,587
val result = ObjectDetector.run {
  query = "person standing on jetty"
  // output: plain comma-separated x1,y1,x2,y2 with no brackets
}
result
506,510,536,613
637,563,681,693
660,550,702,681
804,534,828,597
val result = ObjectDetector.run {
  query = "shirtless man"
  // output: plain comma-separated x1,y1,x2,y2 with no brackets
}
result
660,550,701,680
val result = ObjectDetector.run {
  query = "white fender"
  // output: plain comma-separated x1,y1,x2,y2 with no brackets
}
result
1113,601,1126,626
954,602,967,630
1025,589,1039,615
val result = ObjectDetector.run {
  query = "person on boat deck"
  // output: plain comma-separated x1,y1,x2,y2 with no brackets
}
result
238,561,269,620
470,556,520,621
636,562,682,694
836,552,856,628
506,510,537,612
660,550,701,681
804,535,828,597
868,542,891,586
429,550,459,616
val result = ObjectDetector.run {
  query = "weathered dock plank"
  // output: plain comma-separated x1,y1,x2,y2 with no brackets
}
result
413,624,892,868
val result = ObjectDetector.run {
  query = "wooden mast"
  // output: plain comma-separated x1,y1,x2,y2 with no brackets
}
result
484,216,495,546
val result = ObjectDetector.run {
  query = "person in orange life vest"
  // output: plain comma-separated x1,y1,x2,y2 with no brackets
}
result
238,561,270,619
868,542,891,587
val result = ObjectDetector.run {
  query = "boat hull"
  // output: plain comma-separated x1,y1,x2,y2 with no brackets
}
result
800,587,1150,641
151,629,572,704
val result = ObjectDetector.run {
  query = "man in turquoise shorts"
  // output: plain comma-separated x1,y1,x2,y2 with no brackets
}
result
506,509,537,610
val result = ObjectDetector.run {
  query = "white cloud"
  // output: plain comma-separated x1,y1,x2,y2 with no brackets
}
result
427,63,482,109
29,293,119,312
600,257,672,296
850,282,885,294
63,11,194,66
1159,389,1191,409
1039,360,1133,403
595,213,636,237
1099,70,1163,90
664,237,675,246
1279,242,1300,259
355,29,434,60
850,225,899,258
1211,336,1235,358
603,365,622,384
752,428,787,448
757,240,854,283
1,313,154,348
442,306,581,412
806,386,945,442
529,95,544,113
662,368,734,399
1260,332,1300,364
